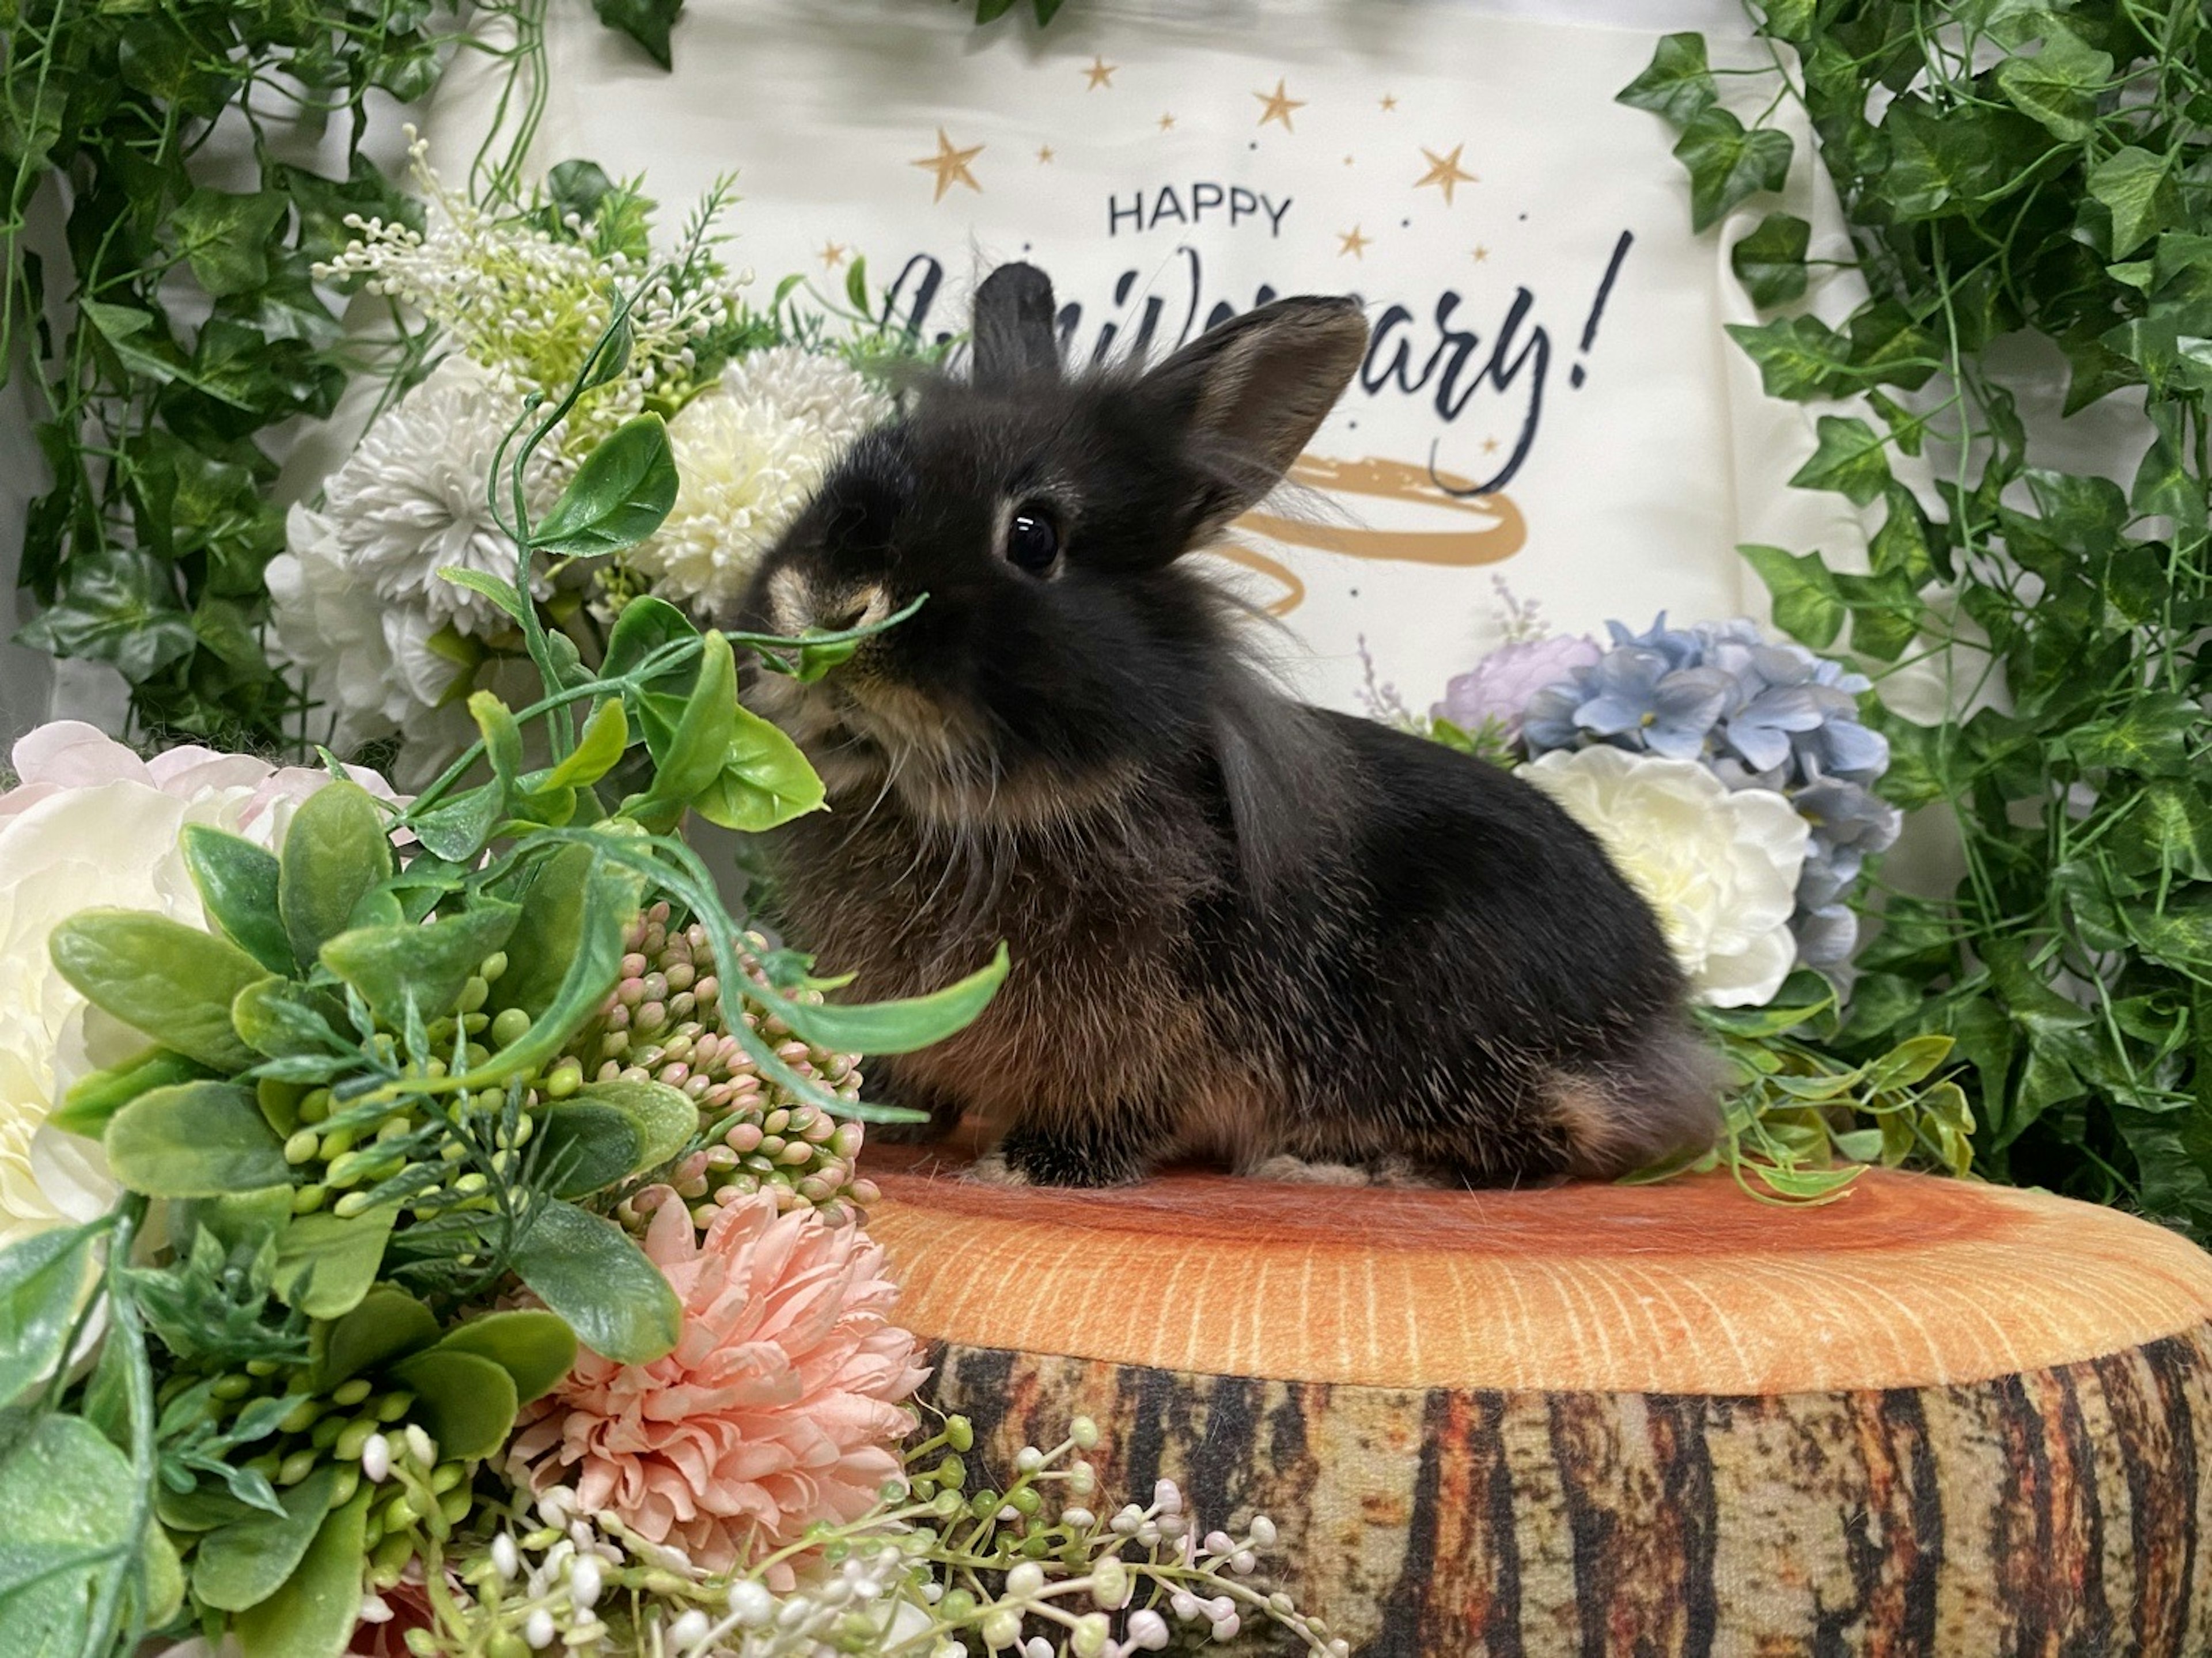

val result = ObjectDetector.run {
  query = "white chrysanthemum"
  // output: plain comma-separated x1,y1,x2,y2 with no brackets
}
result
323,355,552,636
0,726,396,1249
628,349,889,615
268,504,465,755
1522,746,1809,1008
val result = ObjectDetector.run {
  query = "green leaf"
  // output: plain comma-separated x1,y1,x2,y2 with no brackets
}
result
48,909,264,1072
628,630,740,827
1788,415,1891,505
2131,897,2212,970
319,900,520,1026
315,1288,440,1388
0,1414,171,1649
271,1205,397,1320
171,189,289,298
491,845,599,1019
181,827,292,976
429,1311,577,1405
574,1079,698,1172
192,1466,340,1612
471,692,527,788
601,594,700,684
1738,544,1844,648
543,699,631,791
231,978,344,1060
105,1082,291,1197
1671,107,1793,233
592,0,684,69
1729,212,1810,307
1993,28,2112,141
233,1488,369,1658
694,701,828,831
2089,146,2176,258
1834,567,1923,661
48,1049,209,1139
2115,783,2212,881
530,413,680,557
2131,403,2207,535
533,1102,647,1198
1615,32,1717,128
513,1200,681,1364
844,255,872,317
2062,692,2199,776
1725,315,1854,401
0,1223,99,1407
775,942,1009,1057
388,1349,518,1460
437,568,529,628
281,781,396,972
410,783,509,864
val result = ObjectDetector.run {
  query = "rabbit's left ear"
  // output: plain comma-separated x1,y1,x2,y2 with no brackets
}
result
971,262,1062,386
1139,296,1369,540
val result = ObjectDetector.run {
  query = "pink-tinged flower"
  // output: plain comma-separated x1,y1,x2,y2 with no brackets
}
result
0,720,400,831
509,1190,926,1584
1432,634,1602,742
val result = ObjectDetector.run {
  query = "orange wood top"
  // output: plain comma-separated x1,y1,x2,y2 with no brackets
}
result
862,1147,2212,1395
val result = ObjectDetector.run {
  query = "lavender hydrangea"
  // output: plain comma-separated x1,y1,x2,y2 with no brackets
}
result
1516,613,1902,972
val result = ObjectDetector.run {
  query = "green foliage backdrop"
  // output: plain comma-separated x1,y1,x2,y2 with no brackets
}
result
1623,1,2212,1238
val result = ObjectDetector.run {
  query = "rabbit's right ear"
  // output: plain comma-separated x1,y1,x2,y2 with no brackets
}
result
971,262,1061,386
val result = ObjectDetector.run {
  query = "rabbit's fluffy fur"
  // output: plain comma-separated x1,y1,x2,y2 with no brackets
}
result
734,264,1721,1189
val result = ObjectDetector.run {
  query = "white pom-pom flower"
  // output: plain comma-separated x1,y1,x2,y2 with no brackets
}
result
1521,746,1809,1007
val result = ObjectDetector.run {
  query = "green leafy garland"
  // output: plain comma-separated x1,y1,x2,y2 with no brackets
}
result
1621,3,2211,1236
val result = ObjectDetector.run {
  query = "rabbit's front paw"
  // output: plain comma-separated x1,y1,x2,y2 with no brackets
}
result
962,1150,1032,1187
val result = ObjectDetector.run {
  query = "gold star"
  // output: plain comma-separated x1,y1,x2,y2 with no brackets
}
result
1254,78,1305,131
1343,154,1355,166
1083,55,1116,90
1338,225,1372,259
1415,143,1478,206
1380,93,1399,112
1482,436,1501,454
1158,112,1177,131
817,240,847,270
1037,145,1055,164
1472,245,1489,261
910,128,983,203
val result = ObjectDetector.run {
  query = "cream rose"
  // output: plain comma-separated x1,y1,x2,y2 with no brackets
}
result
1521,745,1809,1008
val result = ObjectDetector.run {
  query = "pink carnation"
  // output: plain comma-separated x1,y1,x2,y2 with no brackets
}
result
1432,634,1602,742
510,1191,926,1582
0,720,399,830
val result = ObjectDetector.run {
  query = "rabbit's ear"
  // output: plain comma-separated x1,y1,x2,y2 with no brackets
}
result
971,262,1061,386
1141,297,1369,538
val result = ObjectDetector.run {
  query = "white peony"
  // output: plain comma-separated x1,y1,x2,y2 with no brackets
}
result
628,347,890,615
0,725,396,1247
1522,745,1809,1008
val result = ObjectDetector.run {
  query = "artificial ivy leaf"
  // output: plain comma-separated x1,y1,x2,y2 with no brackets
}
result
1671,107,1793,233
513,1200,682,1364
170,189,289,298
1884,99,2010,222
319,900,520,1027
1845,300,1939,391
1729,211,1810,307
270,1205,399,1321
530,412,679,557
1725,315,1854,401
773,942,1010,1057
17,546,199,681
592,0,684,70
2063,692,2200,776
0,1223,99,1407
233,1488,370,1658
2131,403,2208,534
2088,146,2177,258
49,1048,210,1139
388,1349,519,1460
1789,415,1891,505
2024,468,2127,555
104,1082,291,1197
693,703,828,832
48,909,263,1071
192,1466,340,1612
1737,544,1844,648
1993,28,2112,141
2130,896,2212,970
182,826,292,976
1870,484,1942,583
429,1311,577,1405
1833,567,1922,661
2115,782,2212,882
281,781,397,972
1615,32,1717,128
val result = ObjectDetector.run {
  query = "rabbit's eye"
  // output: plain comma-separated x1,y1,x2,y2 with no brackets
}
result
1006,507,1060,575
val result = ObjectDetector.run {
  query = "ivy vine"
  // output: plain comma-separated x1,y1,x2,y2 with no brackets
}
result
1622,3,2212,1236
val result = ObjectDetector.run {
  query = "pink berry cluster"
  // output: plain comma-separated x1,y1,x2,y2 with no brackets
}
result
569,903,883,1230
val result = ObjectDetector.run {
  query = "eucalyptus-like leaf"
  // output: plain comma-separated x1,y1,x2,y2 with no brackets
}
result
0,1414,183,1649
0,1221,101,1407
232,978,346,1060
533,1101,647,1197
233,1488,370,1658
388,1348,519,1460
105,1082,291,1197
574,1079,698,1171
182,825,291,975
529,413,679,557
280,781,396,972
49,909,264,1072
48,1048,209,1139
191,1466,340,1613
513,1200,681,1364
271,1205,398,1320
410,782,508,863
429,1310,577,1405
319,900,521,1027
313,1288,441,1388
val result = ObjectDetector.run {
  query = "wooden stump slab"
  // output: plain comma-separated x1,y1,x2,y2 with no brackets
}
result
865,1149,2212,1656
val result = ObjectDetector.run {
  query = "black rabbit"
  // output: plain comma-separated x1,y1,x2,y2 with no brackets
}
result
734,264,1720,1189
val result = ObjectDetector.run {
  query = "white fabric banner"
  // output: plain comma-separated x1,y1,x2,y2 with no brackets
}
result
422,0,1869,716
